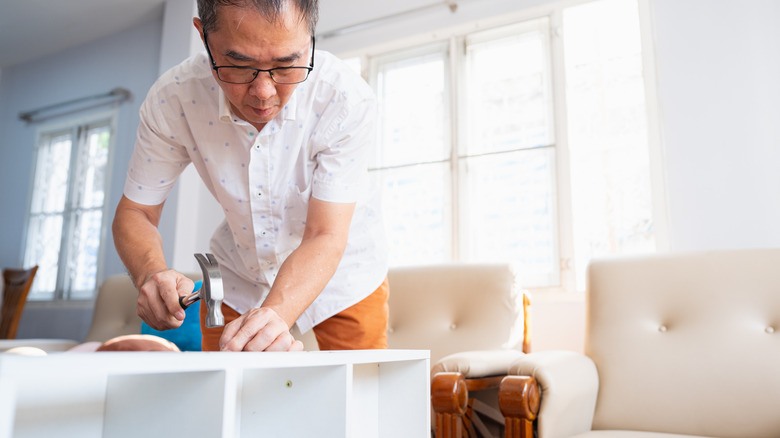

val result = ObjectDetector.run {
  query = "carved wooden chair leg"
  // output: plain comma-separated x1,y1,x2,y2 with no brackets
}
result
499,376,540,438
432,372,469,438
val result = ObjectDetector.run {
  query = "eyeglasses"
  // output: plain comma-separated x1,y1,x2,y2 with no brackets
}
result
203,31,315,85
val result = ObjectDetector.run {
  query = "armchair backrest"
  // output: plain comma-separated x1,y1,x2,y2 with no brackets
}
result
387,263,526,365
586,249,780,438
84,274,143,343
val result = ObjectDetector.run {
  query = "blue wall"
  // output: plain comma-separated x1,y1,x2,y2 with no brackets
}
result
0,18,164,340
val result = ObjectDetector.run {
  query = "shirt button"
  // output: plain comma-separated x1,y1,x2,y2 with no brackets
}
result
254,144,261,151
256,191,263,199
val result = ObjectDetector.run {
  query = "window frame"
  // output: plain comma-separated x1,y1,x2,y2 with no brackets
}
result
341,0,668,294
21,109,118,301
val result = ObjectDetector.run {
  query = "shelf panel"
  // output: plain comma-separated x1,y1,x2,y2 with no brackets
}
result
242,365,348,436
103,370,226,438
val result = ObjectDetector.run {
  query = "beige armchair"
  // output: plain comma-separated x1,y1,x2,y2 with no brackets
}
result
390,264,529,438
500,249,780,438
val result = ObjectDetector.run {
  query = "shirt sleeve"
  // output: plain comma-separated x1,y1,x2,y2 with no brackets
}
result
310,96,377,204
123,90,192,206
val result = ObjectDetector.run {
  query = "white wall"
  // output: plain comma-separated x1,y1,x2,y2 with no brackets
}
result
651,0,780,251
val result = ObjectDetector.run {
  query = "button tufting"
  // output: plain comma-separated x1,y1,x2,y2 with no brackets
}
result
388,327,394,334
449,323,457,330
766,326,775,334
658,325,668,333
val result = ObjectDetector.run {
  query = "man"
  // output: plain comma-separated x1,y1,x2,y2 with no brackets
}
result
113,0,388,352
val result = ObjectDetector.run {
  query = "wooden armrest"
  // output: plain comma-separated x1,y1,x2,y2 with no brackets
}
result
499,376,540,438
432,372,507,438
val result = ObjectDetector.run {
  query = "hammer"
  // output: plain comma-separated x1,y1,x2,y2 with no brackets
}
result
178,253,225,328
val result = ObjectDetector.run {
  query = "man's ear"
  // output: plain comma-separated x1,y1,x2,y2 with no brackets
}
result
193,17,205,42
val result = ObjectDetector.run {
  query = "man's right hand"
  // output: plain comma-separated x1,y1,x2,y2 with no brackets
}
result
136,269,195,330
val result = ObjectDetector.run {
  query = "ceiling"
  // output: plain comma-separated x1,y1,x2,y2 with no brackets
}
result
0,0,167,69
0,0,441,69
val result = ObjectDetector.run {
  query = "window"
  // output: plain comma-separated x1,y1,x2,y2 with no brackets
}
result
370,44,452,265
563,0,658,289
359,0,664,292
23,113,116,300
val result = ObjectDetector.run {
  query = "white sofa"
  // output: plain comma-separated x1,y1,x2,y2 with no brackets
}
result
500,249,780,438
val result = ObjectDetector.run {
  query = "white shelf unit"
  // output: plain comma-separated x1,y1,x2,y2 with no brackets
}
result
0,349,430,438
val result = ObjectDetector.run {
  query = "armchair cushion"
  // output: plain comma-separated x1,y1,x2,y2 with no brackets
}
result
433,349,525,379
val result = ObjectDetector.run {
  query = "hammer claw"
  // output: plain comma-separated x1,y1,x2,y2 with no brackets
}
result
193,253,225,328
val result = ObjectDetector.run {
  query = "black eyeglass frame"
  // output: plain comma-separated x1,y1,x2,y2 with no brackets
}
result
203,30,315,85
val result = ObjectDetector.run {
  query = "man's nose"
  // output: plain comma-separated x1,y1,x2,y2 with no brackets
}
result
249,72,277,99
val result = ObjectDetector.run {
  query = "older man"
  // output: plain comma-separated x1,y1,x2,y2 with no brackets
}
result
113,0,388,352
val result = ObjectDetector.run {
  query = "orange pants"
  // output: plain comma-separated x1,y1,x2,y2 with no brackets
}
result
200,277,389,351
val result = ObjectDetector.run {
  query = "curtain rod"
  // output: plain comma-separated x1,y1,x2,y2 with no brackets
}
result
19,87,132,124
317,1,458,40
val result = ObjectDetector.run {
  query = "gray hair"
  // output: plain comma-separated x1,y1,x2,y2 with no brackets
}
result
197,0,318,35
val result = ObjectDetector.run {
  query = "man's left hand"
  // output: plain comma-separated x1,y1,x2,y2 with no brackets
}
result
219,307,304,352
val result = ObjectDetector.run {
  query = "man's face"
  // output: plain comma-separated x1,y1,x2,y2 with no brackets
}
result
195,6,312,131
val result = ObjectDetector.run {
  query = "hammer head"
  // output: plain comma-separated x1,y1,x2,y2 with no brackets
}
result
194,253,225,328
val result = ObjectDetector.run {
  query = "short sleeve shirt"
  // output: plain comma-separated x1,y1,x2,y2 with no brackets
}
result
123,50,388,333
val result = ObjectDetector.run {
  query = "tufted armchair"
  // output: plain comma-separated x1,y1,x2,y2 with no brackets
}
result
499,249,780,438
388,264,530,438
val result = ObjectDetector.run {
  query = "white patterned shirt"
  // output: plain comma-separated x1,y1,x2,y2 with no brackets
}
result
123,50,387,333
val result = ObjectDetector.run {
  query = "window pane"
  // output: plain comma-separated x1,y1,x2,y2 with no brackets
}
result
31,132,71,214
74,124,110,209
564,0,656,289
373,163,450,266
24,214,63,299
464,19,554,155
374,49,449,167
461,148,558,286
64,209,102,299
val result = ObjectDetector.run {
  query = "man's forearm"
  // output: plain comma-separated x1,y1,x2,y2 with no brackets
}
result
112,197,168,288
261,233,346,328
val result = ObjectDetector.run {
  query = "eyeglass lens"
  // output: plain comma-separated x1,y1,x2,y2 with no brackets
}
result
216,67,310,84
